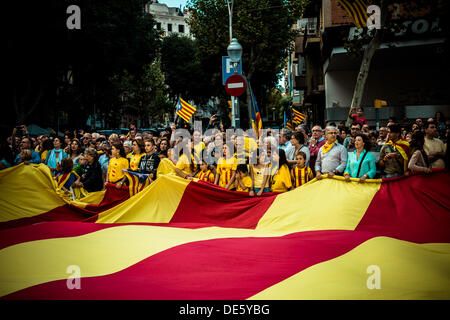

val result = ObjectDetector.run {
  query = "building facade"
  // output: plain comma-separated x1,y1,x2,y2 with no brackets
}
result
146,1,192,37
286,0,449,128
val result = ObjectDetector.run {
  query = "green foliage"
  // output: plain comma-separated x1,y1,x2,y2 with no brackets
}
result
160,34,210,105
111,61,172,126
186,0,308,107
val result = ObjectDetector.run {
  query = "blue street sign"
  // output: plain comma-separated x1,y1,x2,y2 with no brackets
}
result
222,56,242,85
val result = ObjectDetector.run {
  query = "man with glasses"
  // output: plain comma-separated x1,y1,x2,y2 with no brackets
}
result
343,123,361,151
315,126,348,180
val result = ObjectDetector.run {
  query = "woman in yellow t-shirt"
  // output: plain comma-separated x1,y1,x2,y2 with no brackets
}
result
129,139,145,171
250,150,270,196
269,149,292,193
106,142,130,188
235,164,252,193
175,139,199,179
215,144,237,190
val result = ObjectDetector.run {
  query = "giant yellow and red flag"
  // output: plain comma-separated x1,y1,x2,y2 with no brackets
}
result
0,163,449,299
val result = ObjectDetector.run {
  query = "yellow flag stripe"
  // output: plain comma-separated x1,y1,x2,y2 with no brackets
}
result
256,175,381,233
249,237,450,299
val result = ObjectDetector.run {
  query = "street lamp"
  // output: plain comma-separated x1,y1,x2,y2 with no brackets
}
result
227,38,242,74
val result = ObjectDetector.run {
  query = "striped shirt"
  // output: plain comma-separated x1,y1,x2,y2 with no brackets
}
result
291,165,313,188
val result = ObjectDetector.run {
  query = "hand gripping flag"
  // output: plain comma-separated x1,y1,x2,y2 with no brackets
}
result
176,97,196,123
292,107,305,124
249,83,263,140
337,0,368,29
123,169,152,197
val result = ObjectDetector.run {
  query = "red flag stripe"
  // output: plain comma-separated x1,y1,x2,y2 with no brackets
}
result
2,230,376,300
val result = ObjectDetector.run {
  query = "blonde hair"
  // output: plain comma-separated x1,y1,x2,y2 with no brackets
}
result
20,149,32,161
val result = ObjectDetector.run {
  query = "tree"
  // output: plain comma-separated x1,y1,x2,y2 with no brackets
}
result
186,0,308,128
343,0,449,126
111,61,172,127
5,0,161,131
160,34,210,106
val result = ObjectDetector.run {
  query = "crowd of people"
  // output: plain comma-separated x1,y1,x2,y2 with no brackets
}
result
1,108,448,198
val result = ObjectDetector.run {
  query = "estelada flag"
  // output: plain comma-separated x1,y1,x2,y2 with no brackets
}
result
0,163,450,299
176,97,196,123
337,0,368,29
123,169,152,197
249,83,263,140
292,107,305,124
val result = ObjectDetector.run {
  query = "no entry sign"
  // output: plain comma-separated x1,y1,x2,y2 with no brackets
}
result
225,74,246,97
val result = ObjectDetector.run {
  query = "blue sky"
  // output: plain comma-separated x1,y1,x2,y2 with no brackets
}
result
158,0,188,9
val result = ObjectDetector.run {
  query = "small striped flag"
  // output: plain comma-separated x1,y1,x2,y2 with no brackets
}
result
292,107,306,124
123,170,152,197
176,97,196,123
249,83,263,140
284,111,294,130
337,0,368,29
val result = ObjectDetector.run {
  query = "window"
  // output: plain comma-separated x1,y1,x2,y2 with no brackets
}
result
168,24,172,32
178,24,184,33
156,22,161,30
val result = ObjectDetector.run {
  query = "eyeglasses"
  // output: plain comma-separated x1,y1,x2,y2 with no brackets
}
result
328,132,338,135
312,129,322,132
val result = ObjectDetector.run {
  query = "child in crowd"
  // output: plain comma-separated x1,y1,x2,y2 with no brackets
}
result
74,153,87,177
106,142,129,188
250,150,270,196
291,151,313,188
215,144,237,190
196,160,215,183
235,164,253,193
19,149,32,164
56,158,79,193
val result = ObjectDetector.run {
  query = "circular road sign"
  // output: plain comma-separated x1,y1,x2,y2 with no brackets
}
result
225,74,246,97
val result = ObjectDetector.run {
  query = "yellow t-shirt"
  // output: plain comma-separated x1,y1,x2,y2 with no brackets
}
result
270,165,292,192
244,137,258,155
176,153,197,175
129,153,144,171
107,157,129,183
194,142,205,159
236,175,252,192
217,156,237,189
41,150,49,163
252,165,269,189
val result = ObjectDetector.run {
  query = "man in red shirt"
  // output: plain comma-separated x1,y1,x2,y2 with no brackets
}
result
308,125,326,175
350,107,367,126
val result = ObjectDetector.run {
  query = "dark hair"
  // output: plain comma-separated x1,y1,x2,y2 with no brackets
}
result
410,131,429,167
278,148,289,168
69,139,82,156
351,122,362,129
388,123,401,133
132,138,145,154
292,131,305,145
42,139,53,153
60,157,74,174
111,142,126,158
236,164,248,174
424,121,436,130
357,107,364,112
354,134,371,151
144,138,155,146
296,151,307,161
